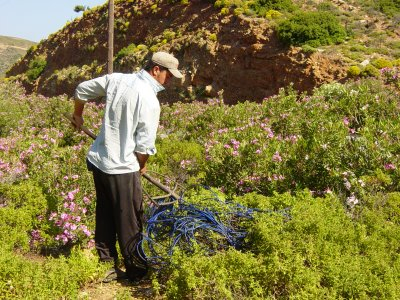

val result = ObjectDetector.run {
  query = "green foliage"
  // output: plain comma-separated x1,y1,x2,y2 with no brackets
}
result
265,9,283,19
73,5,87,13
347,65,361,77
214,0,295,17
361,64,380,77
163,29,176,41
157,192,400,298
0,247,104,299
208,33,217,42
26,56,47,82
115,43,137,61
372,57,393,69
277,11,346,47
376,0,400,16
249,0,296,15
164,248,267,299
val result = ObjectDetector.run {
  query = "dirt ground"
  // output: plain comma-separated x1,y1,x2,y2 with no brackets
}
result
79,279,156,300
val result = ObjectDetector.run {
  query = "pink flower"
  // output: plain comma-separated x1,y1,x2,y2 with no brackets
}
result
66,192,75,201
232,151,239,156
60,213,69,221
384,163,396,170
255,149,261,154
343,117,350,126
83,196,91,204
272,151,282,162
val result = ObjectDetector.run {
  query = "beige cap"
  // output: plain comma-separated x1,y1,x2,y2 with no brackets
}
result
151,51,183,78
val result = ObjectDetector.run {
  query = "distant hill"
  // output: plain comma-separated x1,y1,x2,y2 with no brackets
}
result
0,36,36,78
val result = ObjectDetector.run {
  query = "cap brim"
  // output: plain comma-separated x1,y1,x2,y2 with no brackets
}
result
169,68,183,79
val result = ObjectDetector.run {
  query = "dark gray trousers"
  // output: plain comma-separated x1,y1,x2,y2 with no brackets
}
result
88,160,146,275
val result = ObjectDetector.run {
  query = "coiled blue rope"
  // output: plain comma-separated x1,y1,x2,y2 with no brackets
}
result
136,185,290,269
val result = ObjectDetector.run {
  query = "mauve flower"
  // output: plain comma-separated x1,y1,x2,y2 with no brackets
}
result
384,163,396,170
60,213,69,221
343,117,350,126
272,151,282,162
255,149,262,154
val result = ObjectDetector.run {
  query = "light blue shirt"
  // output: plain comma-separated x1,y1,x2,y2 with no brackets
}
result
75,69,164,174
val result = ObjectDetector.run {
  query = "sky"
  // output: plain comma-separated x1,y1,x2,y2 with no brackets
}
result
0,0,107,42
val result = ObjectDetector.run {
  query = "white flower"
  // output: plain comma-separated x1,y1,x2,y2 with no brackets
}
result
346,194,359,208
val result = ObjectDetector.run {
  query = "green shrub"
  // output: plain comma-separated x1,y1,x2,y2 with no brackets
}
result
26,56,47,82
0,180,47,251
208,33,217,42
361,64,380,77
265,9,283,19
347,65,361,77
376,0,400,16
164,248,267,299
277,11,346,47
372,57,393,69
115,43,137,61
0,247,104,299
249,0,296,15
392,58,400,66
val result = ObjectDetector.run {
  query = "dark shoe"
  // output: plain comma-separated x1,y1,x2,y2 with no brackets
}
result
125,264,148,283
102,267,128,283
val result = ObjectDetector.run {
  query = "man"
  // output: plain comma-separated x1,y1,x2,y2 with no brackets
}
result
72,51,183,282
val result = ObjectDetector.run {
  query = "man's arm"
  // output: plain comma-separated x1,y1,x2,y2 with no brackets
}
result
72,74,108,128
73,99,86,128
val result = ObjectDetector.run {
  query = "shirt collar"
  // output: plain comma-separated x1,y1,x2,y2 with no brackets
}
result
138,69,165,94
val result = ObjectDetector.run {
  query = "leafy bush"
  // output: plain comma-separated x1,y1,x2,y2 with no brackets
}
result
249,0,296,15
361,64,380,77
26,56,47,82
214,0,295,17
376,0,400,16
115,43,137,61
347,65,361,77
372,57,393,69
165,248,267,299
0,247,104,299
277,11,346,47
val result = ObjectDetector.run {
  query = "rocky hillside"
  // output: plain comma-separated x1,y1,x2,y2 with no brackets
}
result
0,36,35,78
5,0,400,103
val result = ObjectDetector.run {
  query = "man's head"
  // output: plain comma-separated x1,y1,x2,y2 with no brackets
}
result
145,52,183,85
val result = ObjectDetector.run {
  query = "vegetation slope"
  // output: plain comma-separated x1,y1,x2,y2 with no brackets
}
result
4,0,400,103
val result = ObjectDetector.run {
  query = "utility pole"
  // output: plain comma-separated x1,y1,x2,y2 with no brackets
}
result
107,0,114,74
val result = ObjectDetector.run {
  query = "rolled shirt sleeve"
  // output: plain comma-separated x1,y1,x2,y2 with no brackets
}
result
75,75,108,101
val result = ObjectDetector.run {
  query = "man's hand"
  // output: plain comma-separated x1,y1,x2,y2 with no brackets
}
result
139,165,147,175
72,114,84,129
136,152,149,175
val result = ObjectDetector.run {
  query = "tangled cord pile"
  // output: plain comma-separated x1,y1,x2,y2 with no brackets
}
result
137,185,290,269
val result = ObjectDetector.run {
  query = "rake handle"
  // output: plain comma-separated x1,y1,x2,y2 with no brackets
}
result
63,112,180,200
